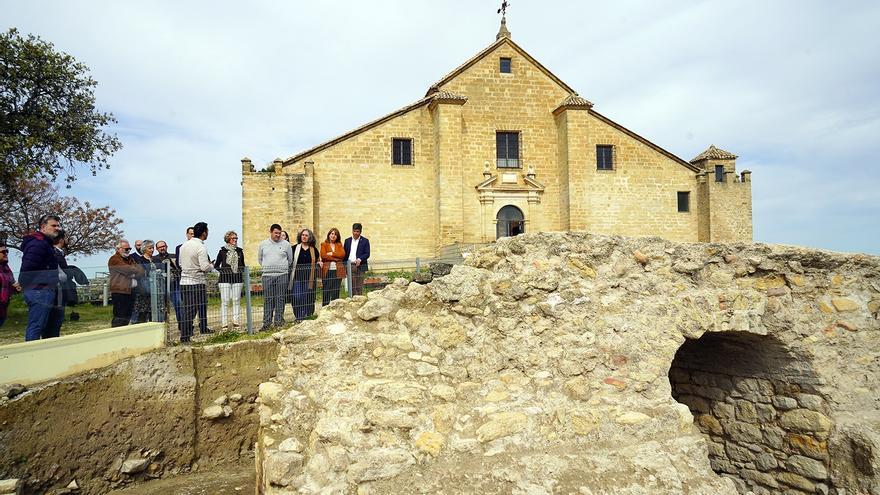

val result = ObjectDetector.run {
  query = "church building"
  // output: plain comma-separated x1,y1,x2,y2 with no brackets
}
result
240,18,752,266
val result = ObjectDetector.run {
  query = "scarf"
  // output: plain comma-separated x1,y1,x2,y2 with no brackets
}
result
225,244,240,273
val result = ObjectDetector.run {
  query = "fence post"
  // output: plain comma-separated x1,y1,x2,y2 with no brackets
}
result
149,269,159,322
103,282,109,306
244,266,254,335
415,257,421,274
346,260,354,299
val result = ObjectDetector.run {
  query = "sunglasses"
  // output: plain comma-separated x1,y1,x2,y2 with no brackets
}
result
122,247,132,252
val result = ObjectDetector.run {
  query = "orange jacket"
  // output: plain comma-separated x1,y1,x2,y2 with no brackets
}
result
319,241,347,278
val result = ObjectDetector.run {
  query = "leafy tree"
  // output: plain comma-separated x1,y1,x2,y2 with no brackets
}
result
0,177,123,258
0,28,122,189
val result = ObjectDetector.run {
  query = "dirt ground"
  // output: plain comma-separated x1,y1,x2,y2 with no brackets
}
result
107,465,254,495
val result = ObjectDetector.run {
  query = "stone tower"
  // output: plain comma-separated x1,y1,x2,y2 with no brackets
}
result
692,145,753,242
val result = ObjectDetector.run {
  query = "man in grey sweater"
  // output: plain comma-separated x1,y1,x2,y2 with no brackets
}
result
258,224,293,330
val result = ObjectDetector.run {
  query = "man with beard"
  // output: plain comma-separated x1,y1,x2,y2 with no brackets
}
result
18,214,64,341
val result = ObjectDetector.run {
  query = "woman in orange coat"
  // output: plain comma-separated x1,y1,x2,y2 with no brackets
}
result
319,227,347,305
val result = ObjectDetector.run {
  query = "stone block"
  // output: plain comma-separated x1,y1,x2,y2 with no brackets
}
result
777,471,815,492
772,396,798,410
785,454,828,480
734,400,758,423
755,403,776,423
713,402,736,421
727,421,763,443
795,393,824,411
726,443,755,462
742,468,779,488
779,410,832,435
786,433,828,460
697,414,724,436
763,426,786,450
754,453,778,471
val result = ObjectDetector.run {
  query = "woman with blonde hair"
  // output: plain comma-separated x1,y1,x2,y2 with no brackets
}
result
214,230,245,329
288,228,321,321
319,227,346,305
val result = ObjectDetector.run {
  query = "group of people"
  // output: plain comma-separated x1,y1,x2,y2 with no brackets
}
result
257,222,370,330
107,222,237,343
3,214,372,344
3,214,88,340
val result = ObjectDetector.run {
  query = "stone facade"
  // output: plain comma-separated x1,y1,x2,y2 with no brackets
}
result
240,27,753,266
255,232,880,494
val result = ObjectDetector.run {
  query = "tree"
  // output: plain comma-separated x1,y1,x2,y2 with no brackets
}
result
0,28,122,189
0,177,123,258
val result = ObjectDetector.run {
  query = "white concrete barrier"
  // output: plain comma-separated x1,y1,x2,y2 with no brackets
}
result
0,323,166,385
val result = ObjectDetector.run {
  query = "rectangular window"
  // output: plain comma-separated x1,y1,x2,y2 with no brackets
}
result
496,131,520,168
677,191,690,212
596,145,614,170
500,57,512,73
715,165,725,182
392,138,412,165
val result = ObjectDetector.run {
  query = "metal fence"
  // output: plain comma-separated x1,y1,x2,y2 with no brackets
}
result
5,253,471,345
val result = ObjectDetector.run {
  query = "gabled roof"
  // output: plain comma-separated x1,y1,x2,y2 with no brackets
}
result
283,33,700,174
425,36,575,97
283,96,433,165
690,145,738,162
588,110,700,172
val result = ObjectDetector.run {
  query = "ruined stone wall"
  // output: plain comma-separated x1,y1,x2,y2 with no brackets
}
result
0,339,278,495
254,233,879,494
670,332,833,494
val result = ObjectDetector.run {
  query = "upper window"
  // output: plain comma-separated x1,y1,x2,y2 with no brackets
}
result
500,57,512,73
677,191,690,212
715,165,725,182
392,138,412,165
596,145,614,170
496,131,520,168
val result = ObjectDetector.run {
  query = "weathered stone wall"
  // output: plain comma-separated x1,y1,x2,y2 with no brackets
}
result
0,339,278,494
255,233,877,494
670,332,833,493
241,167,313,267
704,177,752,243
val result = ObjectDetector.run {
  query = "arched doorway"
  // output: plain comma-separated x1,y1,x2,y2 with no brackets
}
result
496,205,524,239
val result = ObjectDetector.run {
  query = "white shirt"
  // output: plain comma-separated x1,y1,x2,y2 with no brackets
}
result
348,237,360,262
179,238,214,285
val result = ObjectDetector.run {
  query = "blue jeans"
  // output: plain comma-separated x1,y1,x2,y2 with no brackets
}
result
24,288,64,341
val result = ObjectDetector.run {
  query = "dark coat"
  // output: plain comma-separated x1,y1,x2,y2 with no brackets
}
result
19,232,59,290
343,236,370,273
214,246,245,284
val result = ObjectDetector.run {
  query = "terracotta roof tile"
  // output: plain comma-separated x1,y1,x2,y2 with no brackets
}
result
690,145,738,162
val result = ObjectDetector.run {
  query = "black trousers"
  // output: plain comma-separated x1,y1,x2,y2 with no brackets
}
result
180,284,207,342
111,293,133,327
322,271,342,305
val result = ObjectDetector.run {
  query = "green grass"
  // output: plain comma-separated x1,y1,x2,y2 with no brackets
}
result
0,281,377,346
202,329,276,345
0,294,113,345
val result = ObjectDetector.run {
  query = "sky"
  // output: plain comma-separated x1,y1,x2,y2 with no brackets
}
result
4,0,880,271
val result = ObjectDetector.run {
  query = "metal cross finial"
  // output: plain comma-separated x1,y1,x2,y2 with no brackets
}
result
497,1,509,17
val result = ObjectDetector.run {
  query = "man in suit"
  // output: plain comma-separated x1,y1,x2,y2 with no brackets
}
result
343,223,370,296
